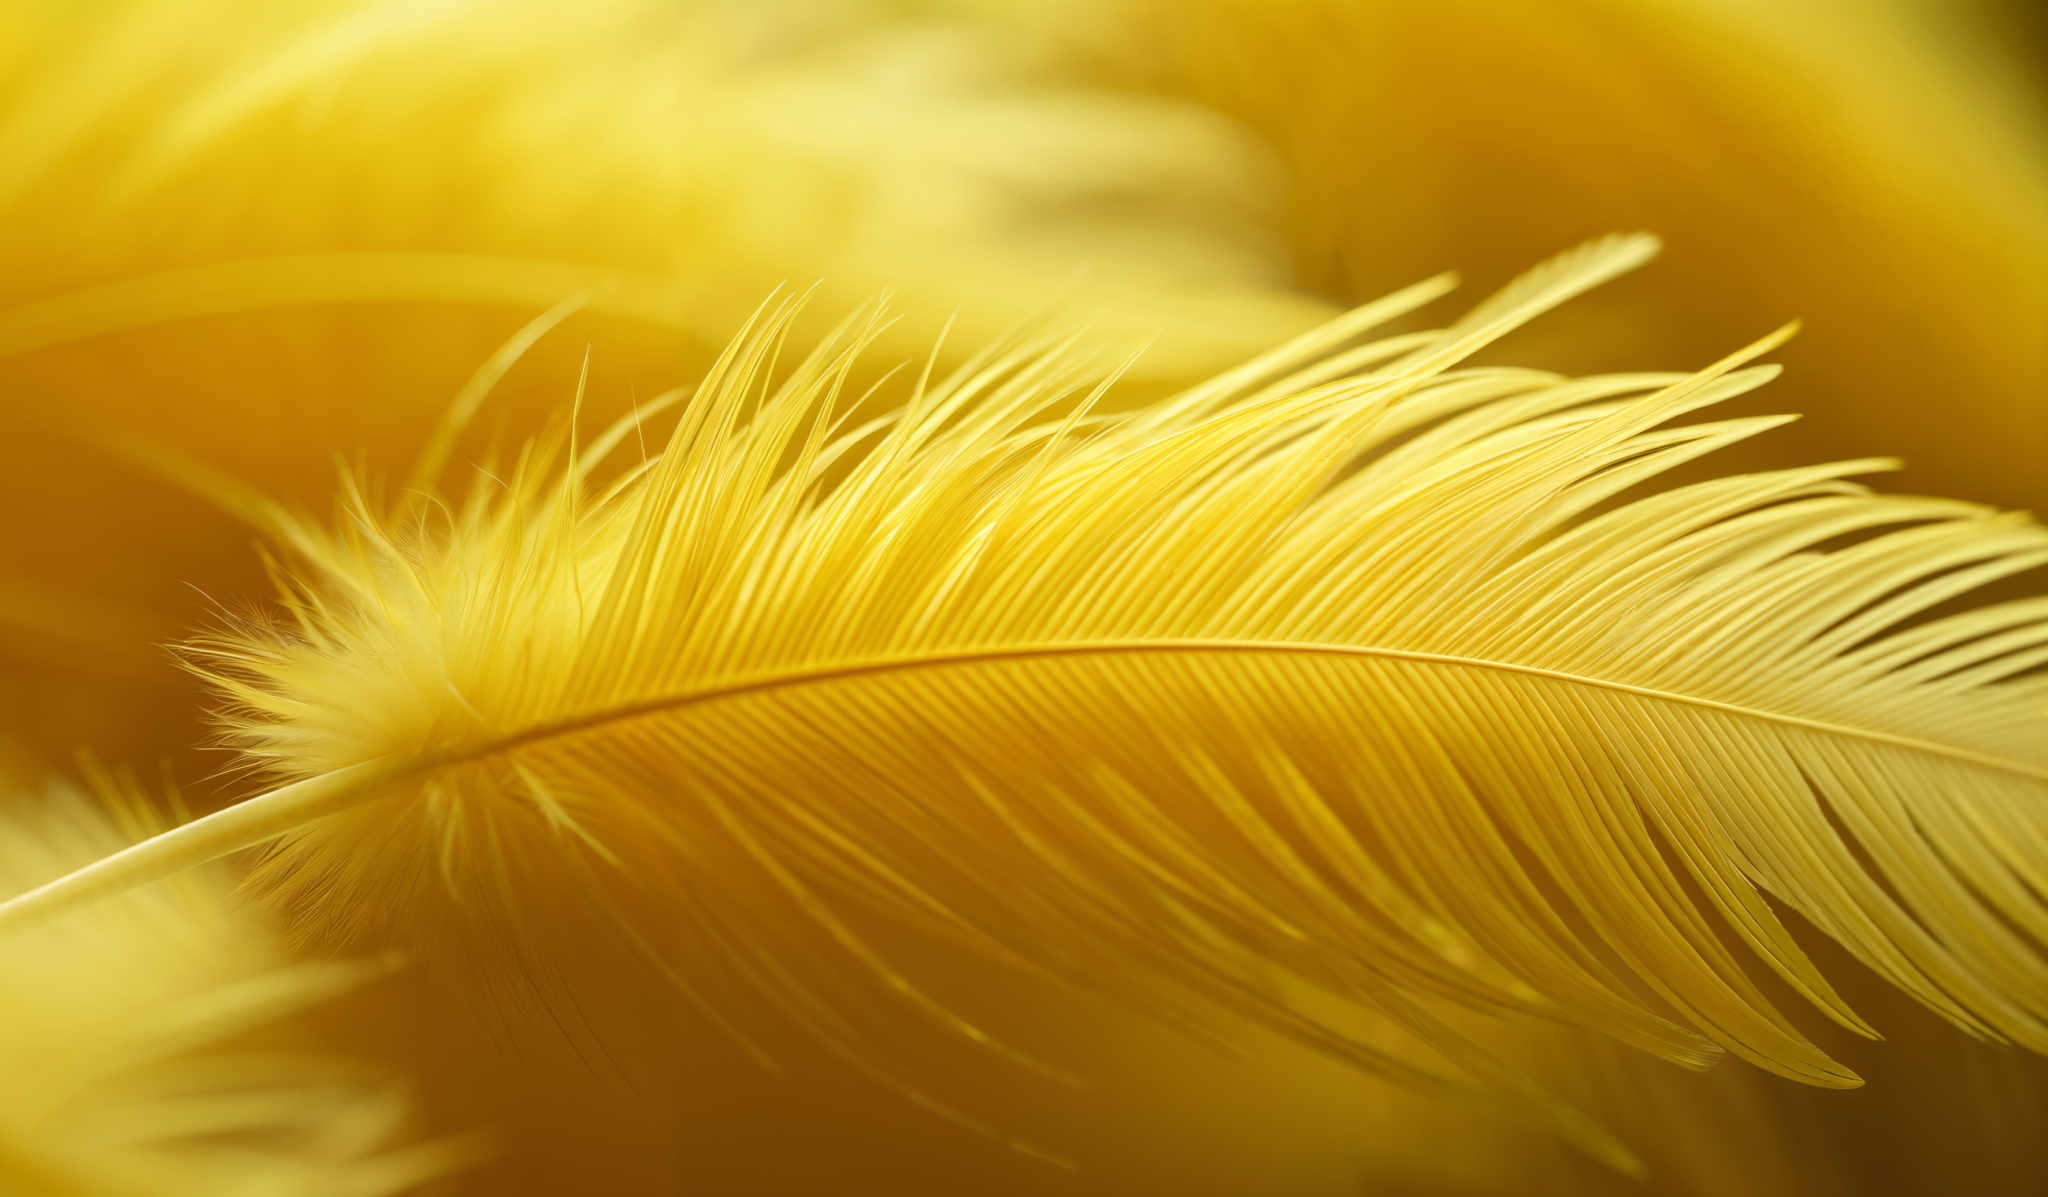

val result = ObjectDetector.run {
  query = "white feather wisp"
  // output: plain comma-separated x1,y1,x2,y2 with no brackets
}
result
0,772,463,1196
4,236,2046,1169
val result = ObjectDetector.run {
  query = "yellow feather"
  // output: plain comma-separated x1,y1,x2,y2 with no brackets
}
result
6,239,2046,1176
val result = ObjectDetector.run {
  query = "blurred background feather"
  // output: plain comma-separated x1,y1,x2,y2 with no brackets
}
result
0,0,1323,764
0,774,456,1195
935,0,2047,508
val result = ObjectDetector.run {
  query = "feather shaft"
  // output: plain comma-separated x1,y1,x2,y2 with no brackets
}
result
0,757,404,928
10,633,2039,936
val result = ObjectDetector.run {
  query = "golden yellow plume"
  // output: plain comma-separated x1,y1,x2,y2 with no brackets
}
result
7,240,2045,1176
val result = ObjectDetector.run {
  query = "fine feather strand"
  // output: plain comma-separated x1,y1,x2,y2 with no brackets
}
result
7,236,2048,1164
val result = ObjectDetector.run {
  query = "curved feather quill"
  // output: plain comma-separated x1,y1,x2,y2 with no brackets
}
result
5,236,2046,1164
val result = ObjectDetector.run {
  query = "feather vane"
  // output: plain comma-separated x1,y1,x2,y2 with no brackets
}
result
6,236,2047,1163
